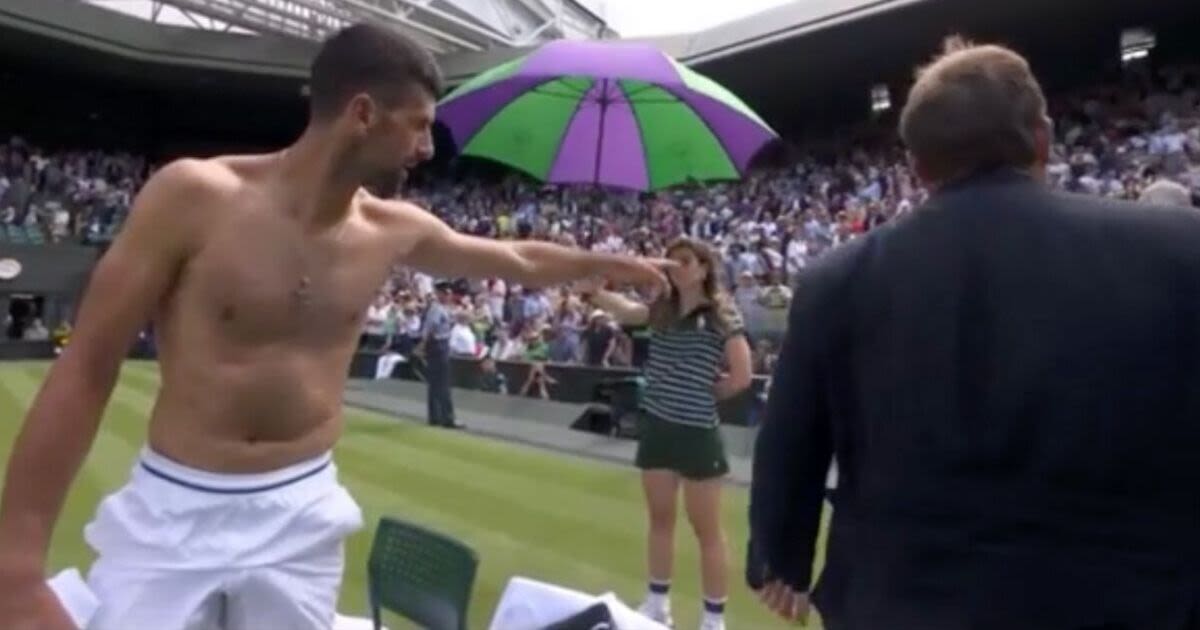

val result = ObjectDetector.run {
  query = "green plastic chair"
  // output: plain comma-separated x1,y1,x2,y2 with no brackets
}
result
367,517,480,630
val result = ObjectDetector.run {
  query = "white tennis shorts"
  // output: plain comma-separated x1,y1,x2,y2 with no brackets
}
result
83,447,364,630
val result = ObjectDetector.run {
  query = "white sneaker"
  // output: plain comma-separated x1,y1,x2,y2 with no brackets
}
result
698,616,725,630
637,600,674,628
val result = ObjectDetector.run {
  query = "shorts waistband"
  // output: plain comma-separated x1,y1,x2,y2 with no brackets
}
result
138,447,334,495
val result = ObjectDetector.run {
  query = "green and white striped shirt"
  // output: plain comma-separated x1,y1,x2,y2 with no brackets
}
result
641,302,745,428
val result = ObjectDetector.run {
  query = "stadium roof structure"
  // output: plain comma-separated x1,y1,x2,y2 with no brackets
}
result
4,0,1197,143
83,0,613,54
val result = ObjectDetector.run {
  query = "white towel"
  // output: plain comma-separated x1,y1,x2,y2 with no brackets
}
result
488,576,669,630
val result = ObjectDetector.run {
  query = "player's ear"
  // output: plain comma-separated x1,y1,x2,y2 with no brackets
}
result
347,93,378,131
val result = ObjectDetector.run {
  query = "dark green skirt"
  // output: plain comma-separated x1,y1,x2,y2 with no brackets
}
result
635,411,729,480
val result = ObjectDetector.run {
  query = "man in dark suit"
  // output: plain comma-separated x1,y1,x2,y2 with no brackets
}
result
749,37,1200,629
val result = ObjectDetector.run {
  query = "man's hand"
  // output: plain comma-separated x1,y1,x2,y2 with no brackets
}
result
756,580,811,625
0,576,76,630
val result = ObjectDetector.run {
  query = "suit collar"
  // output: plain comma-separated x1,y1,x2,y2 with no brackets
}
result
937,167,1038,193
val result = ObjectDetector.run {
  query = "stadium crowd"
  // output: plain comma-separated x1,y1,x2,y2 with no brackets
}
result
3,65,1199,372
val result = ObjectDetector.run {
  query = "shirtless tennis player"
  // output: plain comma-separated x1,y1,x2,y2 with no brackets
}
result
0,23,671,630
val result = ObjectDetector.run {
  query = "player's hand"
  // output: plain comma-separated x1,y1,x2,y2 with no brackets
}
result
0,578,76,630
756,580,811,625
599,257,676,294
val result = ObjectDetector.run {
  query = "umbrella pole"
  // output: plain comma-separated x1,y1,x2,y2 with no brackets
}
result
594,78,609,186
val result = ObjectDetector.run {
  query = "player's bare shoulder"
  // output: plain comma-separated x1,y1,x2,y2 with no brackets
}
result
134,154,283,248
358,192,443,257
110,158,231,257
131,157,242,232
148,156,243,200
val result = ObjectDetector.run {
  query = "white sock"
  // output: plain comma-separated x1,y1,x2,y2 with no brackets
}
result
645,580,671,612
702,597,726,625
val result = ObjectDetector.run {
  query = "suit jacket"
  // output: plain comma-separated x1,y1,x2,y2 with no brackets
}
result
750,169,1200,629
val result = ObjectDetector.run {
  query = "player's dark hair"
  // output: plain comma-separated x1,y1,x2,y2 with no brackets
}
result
308,22,443,120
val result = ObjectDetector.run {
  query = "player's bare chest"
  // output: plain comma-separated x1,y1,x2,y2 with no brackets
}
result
182,218,394,340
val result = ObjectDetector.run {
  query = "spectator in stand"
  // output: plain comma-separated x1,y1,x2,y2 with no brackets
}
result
582,310,616,367
521,324,550,363
549,294,584,362
477,356,508,394
395,296,423,356
607,327,636,368
7,62,1199,377
519,361,557,399
469,295,494,343
490,325,525,362
448,310,478,357
22,318,49,341
361,293,391,350
751,339,778,375
1139,178,1194,207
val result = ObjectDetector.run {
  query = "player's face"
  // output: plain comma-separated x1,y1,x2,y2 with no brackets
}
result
348,89,436,194
666,247,708,291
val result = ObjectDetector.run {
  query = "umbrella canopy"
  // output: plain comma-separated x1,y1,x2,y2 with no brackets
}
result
437,40,778,191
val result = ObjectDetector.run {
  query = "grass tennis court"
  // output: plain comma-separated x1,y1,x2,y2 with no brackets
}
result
0,361,823,629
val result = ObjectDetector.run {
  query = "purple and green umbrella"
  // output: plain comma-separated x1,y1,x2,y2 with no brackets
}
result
437,40,778,191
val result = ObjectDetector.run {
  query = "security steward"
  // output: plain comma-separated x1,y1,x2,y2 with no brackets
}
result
417,280,461,428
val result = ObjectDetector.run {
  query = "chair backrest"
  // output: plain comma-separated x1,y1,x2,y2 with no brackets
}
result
368,517,480,630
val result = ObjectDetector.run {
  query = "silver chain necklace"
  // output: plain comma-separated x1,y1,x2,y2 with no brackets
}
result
276,149,359,308
293,275,314,305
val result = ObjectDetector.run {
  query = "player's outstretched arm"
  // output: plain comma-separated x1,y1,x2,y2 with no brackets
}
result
0,160,205,582
394,201,674,293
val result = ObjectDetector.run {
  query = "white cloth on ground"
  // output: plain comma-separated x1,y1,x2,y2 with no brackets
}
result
83,447,363,630
488,576,670,630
